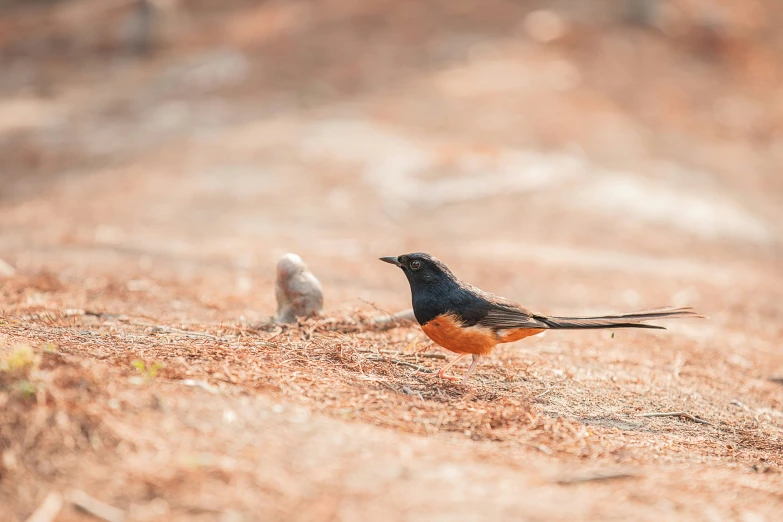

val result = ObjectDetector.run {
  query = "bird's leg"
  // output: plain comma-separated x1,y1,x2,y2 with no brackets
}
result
461,354,482,384
416,353,468,381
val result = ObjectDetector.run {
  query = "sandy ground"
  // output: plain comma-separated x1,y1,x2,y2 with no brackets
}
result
1,1,783,521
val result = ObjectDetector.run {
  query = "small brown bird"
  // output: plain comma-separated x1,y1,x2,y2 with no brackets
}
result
381,253,703,384
275,253,323,323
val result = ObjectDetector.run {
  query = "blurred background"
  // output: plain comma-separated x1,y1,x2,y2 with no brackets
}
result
1,0,782,319
3,2,783,520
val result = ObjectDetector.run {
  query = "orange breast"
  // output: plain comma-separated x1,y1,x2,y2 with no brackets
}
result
421,314,547,355
420,313,498,355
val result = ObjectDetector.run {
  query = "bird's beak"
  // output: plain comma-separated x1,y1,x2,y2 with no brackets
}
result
379,256,402,267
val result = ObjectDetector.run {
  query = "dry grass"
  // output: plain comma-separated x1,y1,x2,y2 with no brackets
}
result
2,273,782,520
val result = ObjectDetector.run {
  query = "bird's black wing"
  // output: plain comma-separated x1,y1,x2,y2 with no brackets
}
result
457,283,549,330
478,303,550,329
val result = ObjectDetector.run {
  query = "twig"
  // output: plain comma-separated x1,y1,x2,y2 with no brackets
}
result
147,325,234,342
67,489,126,522
137,323,280,345
83,310,126,320
527,443,552,455
534,387,553,399
555,472,636,485
25,492,63,522
402,386,424,401
378,380,400,393
365,355,430,373
358,297,392,314
181,379,220,394
634,411,713,426
413,352,446,360
357,349,445,359
730,400,750,411
200,322,262,337
369,308,416,324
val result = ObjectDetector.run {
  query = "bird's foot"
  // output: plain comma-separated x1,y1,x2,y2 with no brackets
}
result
415,369,460,381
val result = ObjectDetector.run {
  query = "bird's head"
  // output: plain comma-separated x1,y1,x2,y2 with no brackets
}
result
379,252,455,287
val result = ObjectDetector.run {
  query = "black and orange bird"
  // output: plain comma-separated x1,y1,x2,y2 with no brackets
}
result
381,253,704,384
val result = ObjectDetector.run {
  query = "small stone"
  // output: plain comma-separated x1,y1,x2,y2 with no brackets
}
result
275,253,323,323
371,308,416,324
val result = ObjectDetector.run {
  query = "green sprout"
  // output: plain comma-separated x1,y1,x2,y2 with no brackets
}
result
131,359,164,379
0,345,37,373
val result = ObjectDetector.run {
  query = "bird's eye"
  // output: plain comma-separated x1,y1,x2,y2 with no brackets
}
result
410,260,422,271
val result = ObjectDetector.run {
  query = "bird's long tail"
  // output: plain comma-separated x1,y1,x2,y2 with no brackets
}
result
535,306,704,330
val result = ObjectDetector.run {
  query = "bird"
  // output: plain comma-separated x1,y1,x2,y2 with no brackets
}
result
380,252,704,384
275,253,324,324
